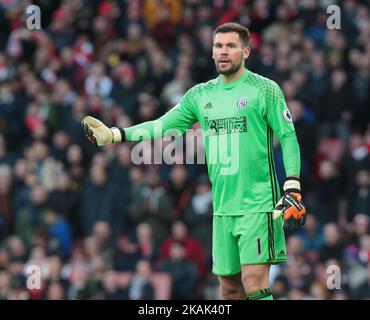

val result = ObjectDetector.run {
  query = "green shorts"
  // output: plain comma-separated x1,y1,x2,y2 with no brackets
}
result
212,212,288,276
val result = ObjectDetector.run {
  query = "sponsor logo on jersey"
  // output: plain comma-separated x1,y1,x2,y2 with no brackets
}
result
283,108,293,122
236,97,248,110
204,102,213,109
204,116,247,135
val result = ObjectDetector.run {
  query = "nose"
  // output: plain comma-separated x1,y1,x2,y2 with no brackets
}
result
220,46,228,55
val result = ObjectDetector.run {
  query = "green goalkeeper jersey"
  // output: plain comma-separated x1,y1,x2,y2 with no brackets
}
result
124,68,301,215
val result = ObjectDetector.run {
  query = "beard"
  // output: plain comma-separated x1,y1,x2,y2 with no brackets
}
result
215,57,243,75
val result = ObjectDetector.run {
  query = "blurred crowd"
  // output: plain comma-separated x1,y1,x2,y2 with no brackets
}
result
0,0,369,300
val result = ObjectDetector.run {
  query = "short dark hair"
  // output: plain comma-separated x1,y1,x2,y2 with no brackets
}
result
213,22,251,47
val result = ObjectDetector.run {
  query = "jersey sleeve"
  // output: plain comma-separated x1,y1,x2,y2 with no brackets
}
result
266,81,301,177
265,82,296,139
123,88,198,142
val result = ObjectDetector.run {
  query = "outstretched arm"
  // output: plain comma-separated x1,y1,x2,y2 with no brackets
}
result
123,102,197,142
82,90,198,145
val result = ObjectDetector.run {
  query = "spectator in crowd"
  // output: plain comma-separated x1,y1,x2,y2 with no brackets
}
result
130,169,173,242
99,270,127,300
298,215,324,263
319,223,345,263
82,164,122,235
353,261,370,300
0,271,12,300
48,172,81,237
183,174,213,255
349,170,370,221
45,255,69,291
135,223,160,264
167,164,193,219
127,259,155,300
44,204,72,259
159,220,206,280
159,241,197,300
46,281,66,300
0,164,14,241
6,236,27,263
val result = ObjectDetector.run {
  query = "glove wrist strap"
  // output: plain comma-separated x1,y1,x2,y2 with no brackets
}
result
283,177,301,193
111,127,123,144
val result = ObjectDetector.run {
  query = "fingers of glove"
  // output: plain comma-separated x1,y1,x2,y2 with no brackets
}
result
298,213,306,226
82,122,90,135
284,193,304,211
82,122,97,145
273,207,284,220
282,206,294,221
82,116,104,128
283,203,306,220
86,134,97,145
283,217,299,231
284,214,307,230
290,192,303,201
273,210,283,220
273,198,284,220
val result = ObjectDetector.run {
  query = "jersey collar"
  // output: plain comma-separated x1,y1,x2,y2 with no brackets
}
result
218,68,249,90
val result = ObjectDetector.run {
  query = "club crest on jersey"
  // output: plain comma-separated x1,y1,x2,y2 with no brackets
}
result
283,108,293,122
236,97,248,110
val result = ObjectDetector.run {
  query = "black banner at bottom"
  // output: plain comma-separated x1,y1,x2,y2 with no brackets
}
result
2,299,365,319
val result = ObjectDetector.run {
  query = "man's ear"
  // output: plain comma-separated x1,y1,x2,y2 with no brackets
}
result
243,46,251,60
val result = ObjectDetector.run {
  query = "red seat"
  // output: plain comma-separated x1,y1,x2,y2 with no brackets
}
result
317,137,344,163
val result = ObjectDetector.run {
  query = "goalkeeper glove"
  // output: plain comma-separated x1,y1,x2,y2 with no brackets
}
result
81,116,124,146
273,177,306,231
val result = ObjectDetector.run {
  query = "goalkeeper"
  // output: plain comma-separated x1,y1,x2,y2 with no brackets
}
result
82,22,306,300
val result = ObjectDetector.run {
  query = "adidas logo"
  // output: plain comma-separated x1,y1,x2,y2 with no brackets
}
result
204,102,213,109
278,250,286,257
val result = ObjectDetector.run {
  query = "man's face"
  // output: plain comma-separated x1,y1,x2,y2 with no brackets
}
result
212,32,250,75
